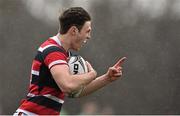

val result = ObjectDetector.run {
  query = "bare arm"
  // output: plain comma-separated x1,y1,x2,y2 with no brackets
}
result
78,74,110,97
79,57,127,97
50,64,97,95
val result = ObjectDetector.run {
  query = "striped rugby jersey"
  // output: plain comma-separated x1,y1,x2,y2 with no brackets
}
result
18,34,69,115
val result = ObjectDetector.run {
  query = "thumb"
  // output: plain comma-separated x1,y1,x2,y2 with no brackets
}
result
86,61,93,72
109,67,119,73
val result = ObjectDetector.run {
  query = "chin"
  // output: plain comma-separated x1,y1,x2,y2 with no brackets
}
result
72,44,82,51
76,48,81,51
72,47,80,51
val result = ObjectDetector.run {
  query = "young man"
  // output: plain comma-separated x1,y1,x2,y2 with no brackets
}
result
14,7,126,115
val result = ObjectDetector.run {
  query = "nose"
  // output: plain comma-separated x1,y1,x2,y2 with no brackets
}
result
87,36,91,40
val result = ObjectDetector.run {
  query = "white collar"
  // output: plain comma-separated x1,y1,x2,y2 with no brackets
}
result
51,33,61,46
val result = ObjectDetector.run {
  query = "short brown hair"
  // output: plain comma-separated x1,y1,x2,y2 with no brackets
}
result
59,7,91,34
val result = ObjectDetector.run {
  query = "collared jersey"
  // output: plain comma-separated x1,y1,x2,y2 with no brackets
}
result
18,35,69,115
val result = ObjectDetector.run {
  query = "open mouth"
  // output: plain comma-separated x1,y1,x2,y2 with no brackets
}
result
80,40,87,47
83,40,87,44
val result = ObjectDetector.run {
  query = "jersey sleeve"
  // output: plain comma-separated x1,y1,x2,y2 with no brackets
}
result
41,46,68,69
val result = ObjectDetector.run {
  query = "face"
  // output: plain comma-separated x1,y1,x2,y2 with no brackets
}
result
72,21,91,51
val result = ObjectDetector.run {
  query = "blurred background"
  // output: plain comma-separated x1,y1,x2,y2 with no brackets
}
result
0,0,180,115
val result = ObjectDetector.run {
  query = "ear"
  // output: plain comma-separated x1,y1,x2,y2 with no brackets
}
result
69,26,78,36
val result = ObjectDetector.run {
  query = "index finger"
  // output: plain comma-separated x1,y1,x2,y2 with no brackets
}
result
113,57,127,68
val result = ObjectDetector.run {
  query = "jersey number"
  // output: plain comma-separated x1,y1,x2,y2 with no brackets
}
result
73,64,79,74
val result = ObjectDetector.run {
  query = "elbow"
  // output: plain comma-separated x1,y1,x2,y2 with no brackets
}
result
61,86,73,94
59,82,79,94
53,74,82,95
58,81,85,98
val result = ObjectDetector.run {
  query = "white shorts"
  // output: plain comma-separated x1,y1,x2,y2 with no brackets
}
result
13,109,37,116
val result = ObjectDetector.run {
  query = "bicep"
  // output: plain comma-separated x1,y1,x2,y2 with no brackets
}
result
50,64,71,92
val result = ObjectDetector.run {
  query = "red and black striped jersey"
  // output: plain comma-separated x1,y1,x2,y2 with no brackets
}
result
18,34,69,115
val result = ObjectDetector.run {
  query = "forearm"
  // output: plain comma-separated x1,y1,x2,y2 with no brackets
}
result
79,74,111,97
69,71,96,90
51,67,96,94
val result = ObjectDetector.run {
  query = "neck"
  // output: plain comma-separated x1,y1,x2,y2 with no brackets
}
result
57,33,71,52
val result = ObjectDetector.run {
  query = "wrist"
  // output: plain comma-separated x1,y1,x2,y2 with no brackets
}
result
104,73,113,83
